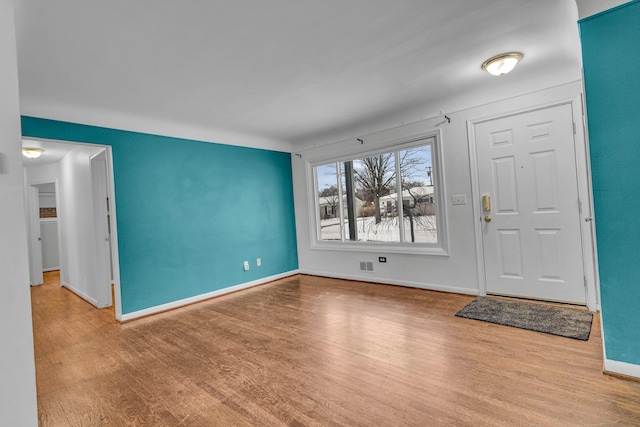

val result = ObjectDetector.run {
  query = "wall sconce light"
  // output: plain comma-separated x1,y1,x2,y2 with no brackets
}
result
22,147,44,159
482,52,523,76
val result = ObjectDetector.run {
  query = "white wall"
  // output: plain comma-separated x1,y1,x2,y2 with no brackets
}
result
36,182,55,193
38,192,56,208
293,81,586,295
0,0,38,424
58,145,107,306
25,162,59,184
575,0,629,19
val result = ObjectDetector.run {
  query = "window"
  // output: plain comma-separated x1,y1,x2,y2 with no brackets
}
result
311,134,447,254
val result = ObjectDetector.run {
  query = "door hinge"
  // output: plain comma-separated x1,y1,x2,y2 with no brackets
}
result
584,276,588,288
578,199,582,215
573,122,577,135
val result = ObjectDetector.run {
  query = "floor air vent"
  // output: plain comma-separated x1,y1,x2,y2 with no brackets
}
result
359,261,374,272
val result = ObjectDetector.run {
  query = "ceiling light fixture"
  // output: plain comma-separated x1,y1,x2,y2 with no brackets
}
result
22,147,44,159
481,52,523,76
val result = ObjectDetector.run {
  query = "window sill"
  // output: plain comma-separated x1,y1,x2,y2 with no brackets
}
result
310,241,449,256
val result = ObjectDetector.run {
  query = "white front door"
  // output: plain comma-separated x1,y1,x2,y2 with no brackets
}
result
474,103,586,304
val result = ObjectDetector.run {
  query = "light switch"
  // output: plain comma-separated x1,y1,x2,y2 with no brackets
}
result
452,194,467,205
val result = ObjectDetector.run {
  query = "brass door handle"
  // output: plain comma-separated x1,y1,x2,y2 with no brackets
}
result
484,215,492,222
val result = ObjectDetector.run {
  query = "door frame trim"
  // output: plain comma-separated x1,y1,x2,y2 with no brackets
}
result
25,184,44,285
466,97,598,311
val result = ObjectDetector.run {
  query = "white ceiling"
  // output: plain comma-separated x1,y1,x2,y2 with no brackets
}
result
14,1,583,151
575,0,628,19
21,138,77,167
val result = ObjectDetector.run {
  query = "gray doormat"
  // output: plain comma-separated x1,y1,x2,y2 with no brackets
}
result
455,297,593,340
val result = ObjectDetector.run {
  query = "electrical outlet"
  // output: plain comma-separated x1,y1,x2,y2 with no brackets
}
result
243,261,249,271
257,258,261,267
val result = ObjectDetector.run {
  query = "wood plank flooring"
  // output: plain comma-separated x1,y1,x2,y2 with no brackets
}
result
32,271,640,426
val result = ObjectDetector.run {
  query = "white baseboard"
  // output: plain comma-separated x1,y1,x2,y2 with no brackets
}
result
120,270,300,322
43,267,59,272
299,269,479,296
604,359,640,379
61,281,99,307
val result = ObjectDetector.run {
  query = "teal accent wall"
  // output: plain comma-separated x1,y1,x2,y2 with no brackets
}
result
22,116,298,314
580,0,640,365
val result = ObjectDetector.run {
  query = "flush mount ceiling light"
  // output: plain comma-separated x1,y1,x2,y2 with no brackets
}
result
22,147,44,159
481,52,523,76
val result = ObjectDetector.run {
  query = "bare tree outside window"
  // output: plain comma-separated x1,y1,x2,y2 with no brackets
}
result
352,153,395,225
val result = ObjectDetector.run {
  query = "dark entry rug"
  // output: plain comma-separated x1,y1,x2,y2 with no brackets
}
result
455,297,593,340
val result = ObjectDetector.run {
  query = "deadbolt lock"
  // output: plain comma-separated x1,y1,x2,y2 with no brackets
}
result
482,195,491,211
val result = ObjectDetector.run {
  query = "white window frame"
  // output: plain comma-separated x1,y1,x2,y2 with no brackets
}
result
308,132,449,256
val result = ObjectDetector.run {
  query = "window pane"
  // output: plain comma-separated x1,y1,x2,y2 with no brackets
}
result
316,163,341,241
352,152,400,243
399,144,437,243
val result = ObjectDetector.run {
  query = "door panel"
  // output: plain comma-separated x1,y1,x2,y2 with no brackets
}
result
497,229,523,277
40,220,60,270
493,157,518,213
90,151,112,308
475,103,586,304
531,150,558,210
27,185,44,285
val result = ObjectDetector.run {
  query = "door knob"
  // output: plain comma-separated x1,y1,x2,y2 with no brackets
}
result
484,215,492,223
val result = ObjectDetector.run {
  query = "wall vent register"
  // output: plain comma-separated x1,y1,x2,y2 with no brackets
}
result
359,261,374,272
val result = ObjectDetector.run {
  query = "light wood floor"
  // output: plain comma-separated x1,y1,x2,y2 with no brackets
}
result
32,271,640,426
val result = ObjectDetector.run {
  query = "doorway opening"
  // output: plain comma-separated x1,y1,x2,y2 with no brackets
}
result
25,181,60,286
22,138,122,319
